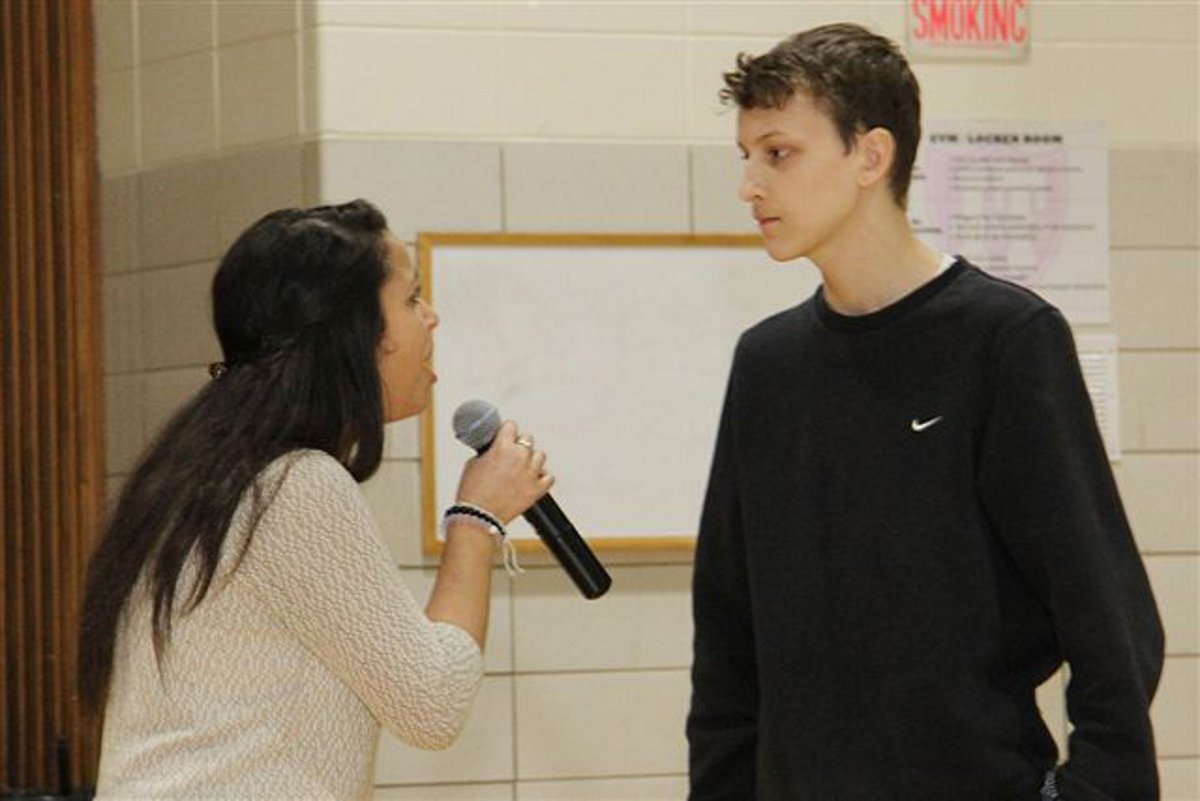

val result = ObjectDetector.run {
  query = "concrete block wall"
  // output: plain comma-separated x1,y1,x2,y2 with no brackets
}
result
94,1,1198,797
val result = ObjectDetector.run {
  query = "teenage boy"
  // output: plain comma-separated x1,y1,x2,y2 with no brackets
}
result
687,23,1164,801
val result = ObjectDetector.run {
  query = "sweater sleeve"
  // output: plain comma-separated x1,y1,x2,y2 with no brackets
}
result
977,307,1164,799
687,347,759,800
234,451,484,751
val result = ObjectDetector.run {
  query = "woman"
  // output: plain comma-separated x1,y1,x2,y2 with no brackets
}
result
78,200,550,799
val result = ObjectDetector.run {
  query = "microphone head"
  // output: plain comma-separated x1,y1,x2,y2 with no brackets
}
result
452,400,502,450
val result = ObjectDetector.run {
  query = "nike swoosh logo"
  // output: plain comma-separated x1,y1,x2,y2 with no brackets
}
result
911,416,943,432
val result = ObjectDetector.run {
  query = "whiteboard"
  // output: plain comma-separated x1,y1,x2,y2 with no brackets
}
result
418,234,821,553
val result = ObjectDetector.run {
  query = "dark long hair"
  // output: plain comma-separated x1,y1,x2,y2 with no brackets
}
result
79,199,392,714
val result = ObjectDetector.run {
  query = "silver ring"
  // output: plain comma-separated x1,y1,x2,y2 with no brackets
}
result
515,435,534,450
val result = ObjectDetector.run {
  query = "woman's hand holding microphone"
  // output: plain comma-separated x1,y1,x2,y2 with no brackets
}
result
454,420,554,525
427,420,553,647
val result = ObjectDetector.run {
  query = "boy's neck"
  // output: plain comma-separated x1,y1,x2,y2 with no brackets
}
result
812,196,943,317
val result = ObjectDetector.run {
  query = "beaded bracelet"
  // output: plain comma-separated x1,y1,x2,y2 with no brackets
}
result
443,502,507,538
442,502,523,575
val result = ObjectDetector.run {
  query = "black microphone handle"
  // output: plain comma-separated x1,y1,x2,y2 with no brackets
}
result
522,495,612,599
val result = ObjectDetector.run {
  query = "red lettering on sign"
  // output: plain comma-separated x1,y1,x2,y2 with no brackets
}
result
988,0,1008,39
930,0,950,39
910,0,1029,46
912,0,929,38
965,0,982,40
1012,0,1028,43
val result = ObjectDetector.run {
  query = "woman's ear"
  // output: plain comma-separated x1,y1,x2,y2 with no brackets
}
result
857,127,895,191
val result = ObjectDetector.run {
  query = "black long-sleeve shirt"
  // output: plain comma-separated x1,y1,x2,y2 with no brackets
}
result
688,260,1164,800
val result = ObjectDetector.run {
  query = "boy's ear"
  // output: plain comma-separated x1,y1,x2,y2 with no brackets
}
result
857,127,895,190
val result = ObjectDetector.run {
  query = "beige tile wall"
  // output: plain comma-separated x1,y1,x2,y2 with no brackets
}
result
518,777,690,800
217,0,299,46
95,1,1198,798
141,51,217,164
139,0,212,63
218,33,302,148
503,144,691,233
312,140,503,241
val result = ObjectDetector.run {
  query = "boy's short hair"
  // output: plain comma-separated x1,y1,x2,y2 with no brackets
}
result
721,23,921,207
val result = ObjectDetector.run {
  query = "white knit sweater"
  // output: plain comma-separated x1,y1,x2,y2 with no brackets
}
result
95,450,483,800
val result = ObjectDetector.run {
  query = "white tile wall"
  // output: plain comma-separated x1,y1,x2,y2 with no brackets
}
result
1111,250,1200,349
1116,454,1200,554
1036,669,1068,754
384,417,421,461
314,140,503,241
1145,556,1200,656
1153,657,1200,757
375,676,515,784
503,143,690,233
1111,150,1200,248
499,34,687,139
308,0,504,30
1035,0,1199,44
400,567,514,674
687,1,893,37
690,144,755,233
314,29,502,136
502,1,686,34
1120,353,1200,452
375,784,513,801
686,35,784,141
512,565,691,672
1160,757,1200,801
922,47,1198,149
515,670,689,779
517,775,688,800
361,460,429,567
680,4,1170,139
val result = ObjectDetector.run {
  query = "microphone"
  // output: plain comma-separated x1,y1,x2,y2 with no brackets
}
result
452,400,612,600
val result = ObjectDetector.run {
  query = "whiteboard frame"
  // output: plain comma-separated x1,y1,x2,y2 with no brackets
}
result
417,232,761,556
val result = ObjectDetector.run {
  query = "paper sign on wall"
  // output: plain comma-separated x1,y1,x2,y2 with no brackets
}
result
1076,332,1121,461
909,119,1111,325
907,0,1031,61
